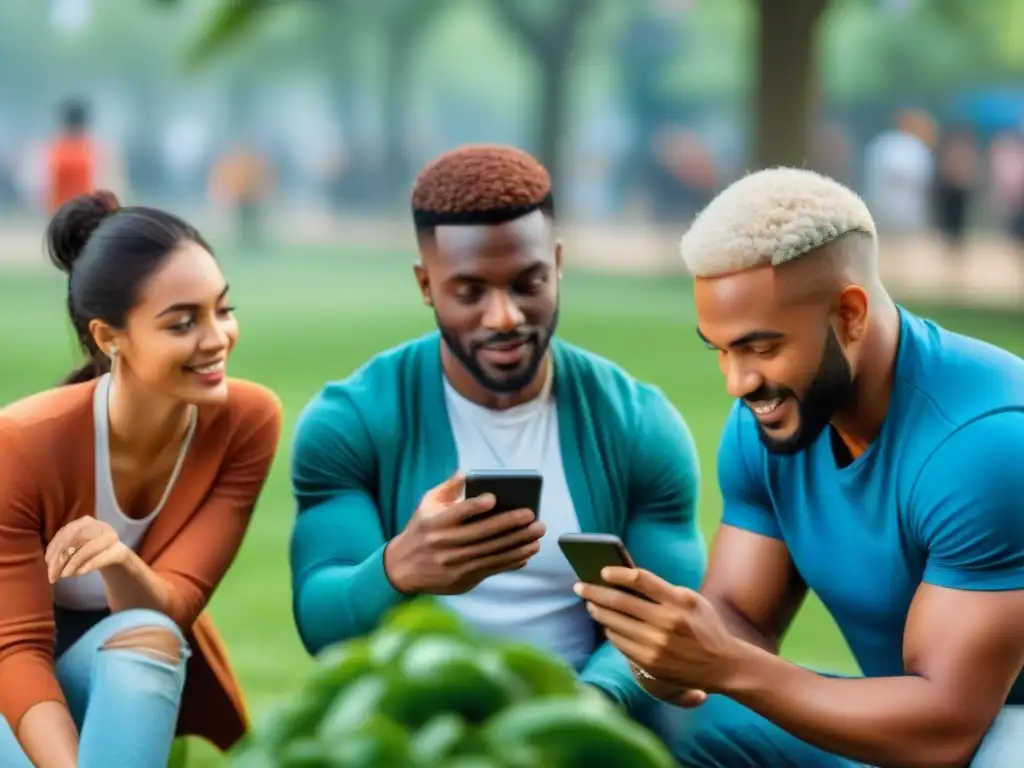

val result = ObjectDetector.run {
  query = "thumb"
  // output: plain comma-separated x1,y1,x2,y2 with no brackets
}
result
427,472,465,504
673,689,708,709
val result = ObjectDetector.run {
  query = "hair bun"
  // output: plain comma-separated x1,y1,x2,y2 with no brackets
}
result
46,190,122,274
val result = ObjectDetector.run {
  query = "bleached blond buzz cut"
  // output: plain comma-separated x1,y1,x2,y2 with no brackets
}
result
679,167,877,278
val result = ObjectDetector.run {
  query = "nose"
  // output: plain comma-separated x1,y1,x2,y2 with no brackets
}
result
198,317,231,353
722,355,762,400
482,290,525,333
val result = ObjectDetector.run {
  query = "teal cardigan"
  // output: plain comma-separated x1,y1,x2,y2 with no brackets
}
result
289,332,706,714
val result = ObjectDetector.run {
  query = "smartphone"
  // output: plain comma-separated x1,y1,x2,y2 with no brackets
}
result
558,533,634,583
558,533,651,600
463,469,543,524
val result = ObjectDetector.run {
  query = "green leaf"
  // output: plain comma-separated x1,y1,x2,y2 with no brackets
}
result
185,0,272,70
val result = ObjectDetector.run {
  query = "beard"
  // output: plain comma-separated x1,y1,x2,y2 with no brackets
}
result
751,326,855,455
437,306,559,395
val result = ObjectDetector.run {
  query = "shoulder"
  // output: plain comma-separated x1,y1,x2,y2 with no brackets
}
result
199,378,283,459
291,336,436,459
0,381,96,465
913,411,1024,507
894,311,1024,459
912,412,1024,586
552,340,682,425
309,333,435,414
217,378,283,431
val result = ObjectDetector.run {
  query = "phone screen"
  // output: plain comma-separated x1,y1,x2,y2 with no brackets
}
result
463,470,542,523
558,534,652,601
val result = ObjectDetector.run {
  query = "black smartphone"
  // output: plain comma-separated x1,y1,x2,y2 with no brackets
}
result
558,533,634,583
558,533,651,600
463,469,543,524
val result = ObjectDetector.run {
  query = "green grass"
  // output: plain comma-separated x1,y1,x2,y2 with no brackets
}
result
2,247,1022,766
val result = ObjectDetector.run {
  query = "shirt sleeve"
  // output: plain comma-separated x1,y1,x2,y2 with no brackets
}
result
289,385,407,655
912,411,1024,592
0,423,67,735
717,401,782,540
149,384,283,629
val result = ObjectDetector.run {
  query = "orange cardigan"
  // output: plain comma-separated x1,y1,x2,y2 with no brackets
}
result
0,377,282,751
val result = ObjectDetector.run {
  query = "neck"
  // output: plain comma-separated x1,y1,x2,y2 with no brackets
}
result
441,344,550,410
831,300,901,455
107,370,193,459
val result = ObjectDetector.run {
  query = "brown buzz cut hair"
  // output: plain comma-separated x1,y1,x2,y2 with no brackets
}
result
411,144,554,233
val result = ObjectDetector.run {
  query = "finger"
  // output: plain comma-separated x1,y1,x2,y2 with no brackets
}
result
435,494,500,528
575,582,660,622
600,567,681,604
463,539,542,577
586,602,661,648
45,518,92,565
446,507,537,546
426,472,465,504
75,544,126,576
447,520,546,564
60,533,117,580
47,532,87,584
604,629,664,677
674,689,708,708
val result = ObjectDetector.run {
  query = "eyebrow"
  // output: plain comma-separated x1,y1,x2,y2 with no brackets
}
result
449,261,549,284
155,284,230,318
697,327,784,349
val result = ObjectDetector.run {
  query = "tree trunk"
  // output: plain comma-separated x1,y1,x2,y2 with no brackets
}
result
490,0,594,192
535,46,572,190
751,0,828,169
382,29,415,203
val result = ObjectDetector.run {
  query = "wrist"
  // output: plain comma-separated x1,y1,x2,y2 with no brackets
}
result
96,543,135,577
382,535,416,595
712,636,773,697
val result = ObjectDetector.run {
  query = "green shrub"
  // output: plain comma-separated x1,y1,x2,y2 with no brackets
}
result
228,599,676,768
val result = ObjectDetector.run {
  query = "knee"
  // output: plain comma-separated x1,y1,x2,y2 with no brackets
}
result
100,609,189,665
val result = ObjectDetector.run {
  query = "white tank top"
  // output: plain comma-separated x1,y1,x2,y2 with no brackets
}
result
51,374,197,610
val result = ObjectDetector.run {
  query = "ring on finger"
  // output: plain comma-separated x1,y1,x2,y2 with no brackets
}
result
66,545,77,558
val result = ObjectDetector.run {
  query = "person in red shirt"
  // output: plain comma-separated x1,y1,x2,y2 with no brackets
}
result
47,100,97,214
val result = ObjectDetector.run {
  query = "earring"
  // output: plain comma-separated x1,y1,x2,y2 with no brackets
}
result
109,344,118,358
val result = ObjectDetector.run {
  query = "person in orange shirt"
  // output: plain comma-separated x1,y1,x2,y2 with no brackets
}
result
0,190,282,767
47,100,98,214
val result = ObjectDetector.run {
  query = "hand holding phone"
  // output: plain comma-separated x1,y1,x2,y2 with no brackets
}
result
557,533,652,602
383,472,546,596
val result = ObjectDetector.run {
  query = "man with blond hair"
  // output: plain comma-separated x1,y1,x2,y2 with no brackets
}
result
577,168,1024,766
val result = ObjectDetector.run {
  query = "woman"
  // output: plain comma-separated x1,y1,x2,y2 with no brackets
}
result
0,190,282,767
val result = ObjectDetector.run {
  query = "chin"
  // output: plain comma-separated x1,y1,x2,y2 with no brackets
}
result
180,379,231,406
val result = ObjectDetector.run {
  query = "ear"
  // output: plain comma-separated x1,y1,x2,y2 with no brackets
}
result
413,263,432,307
833,285,869,344
88,318,120,358
554,240,563,279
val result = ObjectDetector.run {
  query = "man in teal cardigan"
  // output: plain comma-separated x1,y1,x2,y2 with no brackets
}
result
288,145,706,743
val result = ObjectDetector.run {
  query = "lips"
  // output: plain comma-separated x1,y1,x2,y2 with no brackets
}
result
478,340,529,366
185,359,224,375
184,358,226,386
747,397,789,427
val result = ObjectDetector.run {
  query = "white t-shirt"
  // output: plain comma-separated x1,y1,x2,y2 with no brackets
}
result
437,372,598,671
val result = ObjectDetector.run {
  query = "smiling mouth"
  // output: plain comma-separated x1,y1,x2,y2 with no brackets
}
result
184,360,225,375
746,397,790,427
478,340,530,366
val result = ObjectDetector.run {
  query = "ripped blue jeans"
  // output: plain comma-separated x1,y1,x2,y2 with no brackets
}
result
0,607,190,768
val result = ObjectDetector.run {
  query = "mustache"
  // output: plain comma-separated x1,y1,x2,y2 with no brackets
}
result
743,385,793,404
474,330,535,350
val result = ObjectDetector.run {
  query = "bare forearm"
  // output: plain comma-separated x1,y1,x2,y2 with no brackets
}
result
101,550,175,618
18,701,79,768
722,644,979,768
704,594,778,654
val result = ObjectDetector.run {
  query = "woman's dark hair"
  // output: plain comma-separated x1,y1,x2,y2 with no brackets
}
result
46,190,213,385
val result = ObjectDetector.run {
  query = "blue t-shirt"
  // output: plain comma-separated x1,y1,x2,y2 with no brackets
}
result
718,308,1024,703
